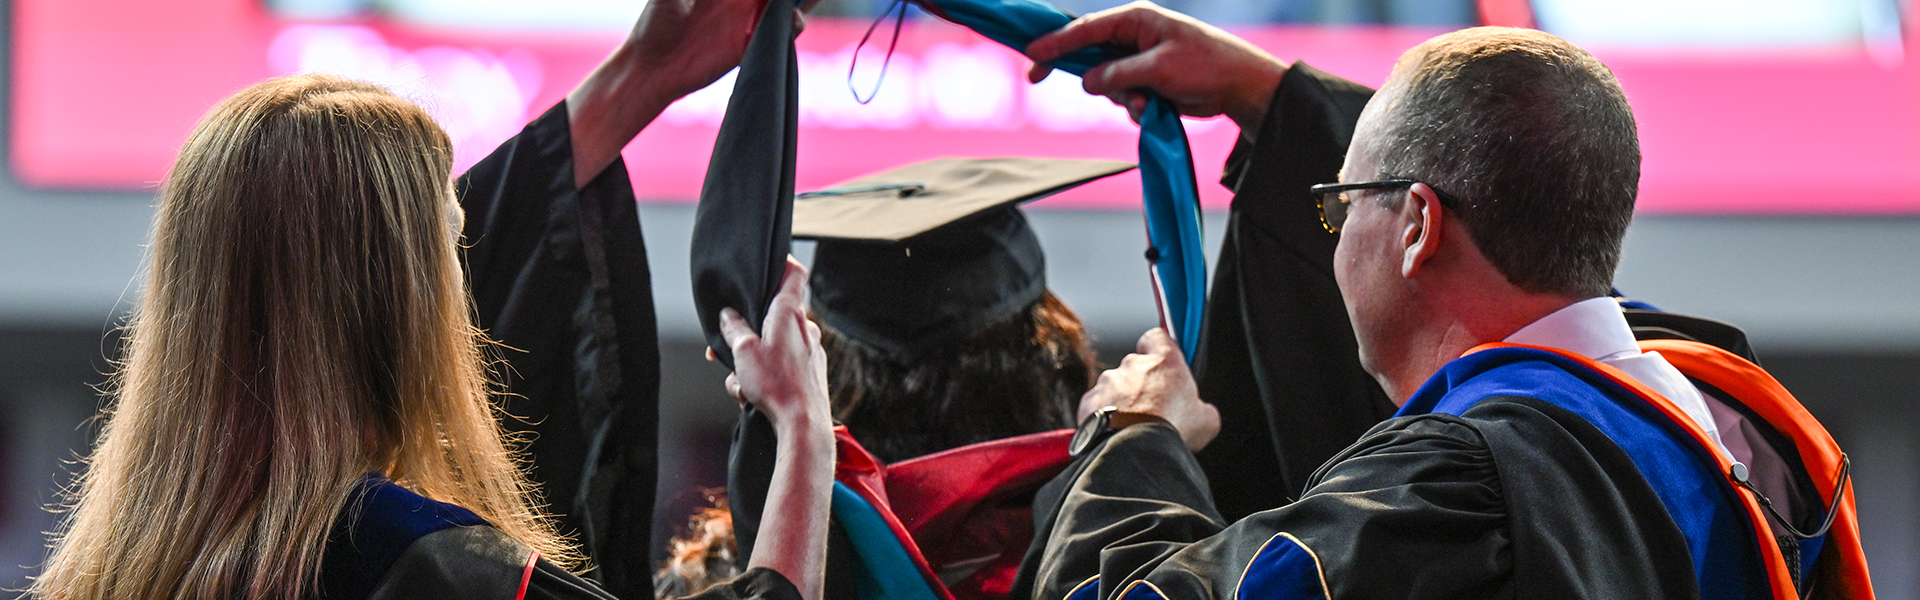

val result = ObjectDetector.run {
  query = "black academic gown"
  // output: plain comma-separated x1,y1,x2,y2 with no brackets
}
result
1013,402,1697,600
457,101,659,598
1008,64,1704,600
1184,62,1770,523
1188,63,1397,520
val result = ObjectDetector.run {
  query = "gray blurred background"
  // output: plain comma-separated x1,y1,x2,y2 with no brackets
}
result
5,0,1919,596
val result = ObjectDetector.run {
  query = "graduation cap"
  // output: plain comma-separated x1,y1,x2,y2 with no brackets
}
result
796,157,1134,358
904,0,1209,362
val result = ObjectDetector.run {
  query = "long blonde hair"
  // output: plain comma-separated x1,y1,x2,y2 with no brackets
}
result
32,74,580,600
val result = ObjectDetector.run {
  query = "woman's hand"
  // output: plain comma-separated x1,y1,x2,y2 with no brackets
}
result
714,258,834,600
718,258,831,434
626,0,793,106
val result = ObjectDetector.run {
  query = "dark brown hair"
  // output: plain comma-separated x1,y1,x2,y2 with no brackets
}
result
820,291,1096,463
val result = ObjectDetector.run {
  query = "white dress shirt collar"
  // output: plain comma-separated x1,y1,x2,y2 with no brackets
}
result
1501,296,1730,457
1504,297,1644,362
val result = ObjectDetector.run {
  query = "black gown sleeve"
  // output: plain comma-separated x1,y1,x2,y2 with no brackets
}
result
1190,62,1398,519
1015,397,1697,600
455,101,661,599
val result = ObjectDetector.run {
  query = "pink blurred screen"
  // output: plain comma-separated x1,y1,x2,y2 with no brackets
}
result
14,0,1920,212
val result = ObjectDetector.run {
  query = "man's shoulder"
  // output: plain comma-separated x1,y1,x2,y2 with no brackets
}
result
1334,395,1607,480
1306,409,1510,495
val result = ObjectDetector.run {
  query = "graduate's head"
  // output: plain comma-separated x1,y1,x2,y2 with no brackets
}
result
34,74,576,600
795,158,1125,462
817,288,1096,462
809,207,1095,463
1333,28,1639,399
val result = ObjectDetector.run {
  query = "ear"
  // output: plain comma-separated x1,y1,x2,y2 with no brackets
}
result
1398,183,1445,279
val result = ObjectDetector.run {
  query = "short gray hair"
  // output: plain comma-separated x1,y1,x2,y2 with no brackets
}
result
1369,27,1639,298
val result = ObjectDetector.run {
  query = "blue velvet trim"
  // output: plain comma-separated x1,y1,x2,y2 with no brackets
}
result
1137,95,1207,360
830,482,941,600
1117,580,1169,600
1063,577,1101,600
1609,288,1661,312
911,0,1105,73
1398,347,1763,600
1236,533,1330,600
320,474,489,600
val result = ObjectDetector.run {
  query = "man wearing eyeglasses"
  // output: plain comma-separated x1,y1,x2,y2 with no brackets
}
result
1010,3,1870,600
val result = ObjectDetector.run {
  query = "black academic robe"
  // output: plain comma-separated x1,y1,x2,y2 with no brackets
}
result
1189,63,1397,520
1185,62,1771,524
1012,390,1698,600
316,475,798,600
458,101,659,598
1009,64,1790,600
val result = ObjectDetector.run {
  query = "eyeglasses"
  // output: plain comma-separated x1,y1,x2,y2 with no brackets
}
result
1308,179,1462,234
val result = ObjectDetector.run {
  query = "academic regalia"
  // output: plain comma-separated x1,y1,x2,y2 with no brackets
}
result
798,157,1133,362
458,100,659,598
1179,58,1782,523
707,158,1128,600
1014,340,1872,600
1187,62,1775,523
1015,387,1693,600
909,0,1208,361
683,0,801,565
881,431,1076,599
315,475,799,600
831,428,1077,600
1010,64,1873,600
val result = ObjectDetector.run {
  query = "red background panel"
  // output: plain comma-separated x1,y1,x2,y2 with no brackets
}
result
14,0,1920,213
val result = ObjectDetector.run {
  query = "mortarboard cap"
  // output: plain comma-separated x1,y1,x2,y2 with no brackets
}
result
798,157,1133,359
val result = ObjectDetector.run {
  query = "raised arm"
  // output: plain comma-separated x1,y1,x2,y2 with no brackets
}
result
716,259,833,600
566,0,799,188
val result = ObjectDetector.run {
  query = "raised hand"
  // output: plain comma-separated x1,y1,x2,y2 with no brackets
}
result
714,257,833,600
1023,1,1285,137
717,257,830,432
567,0,812,187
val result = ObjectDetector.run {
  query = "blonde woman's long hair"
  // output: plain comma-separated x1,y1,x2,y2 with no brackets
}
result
31,74,581,600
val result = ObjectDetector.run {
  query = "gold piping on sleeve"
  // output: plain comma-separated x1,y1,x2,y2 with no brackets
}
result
1231,532,1331,600
1119,579,1173,599
1062,574,1101,600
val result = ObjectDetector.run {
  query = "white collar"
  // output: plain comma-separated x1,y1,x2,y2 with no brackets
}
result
1502,296,1734,460
1503,296,1640,362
